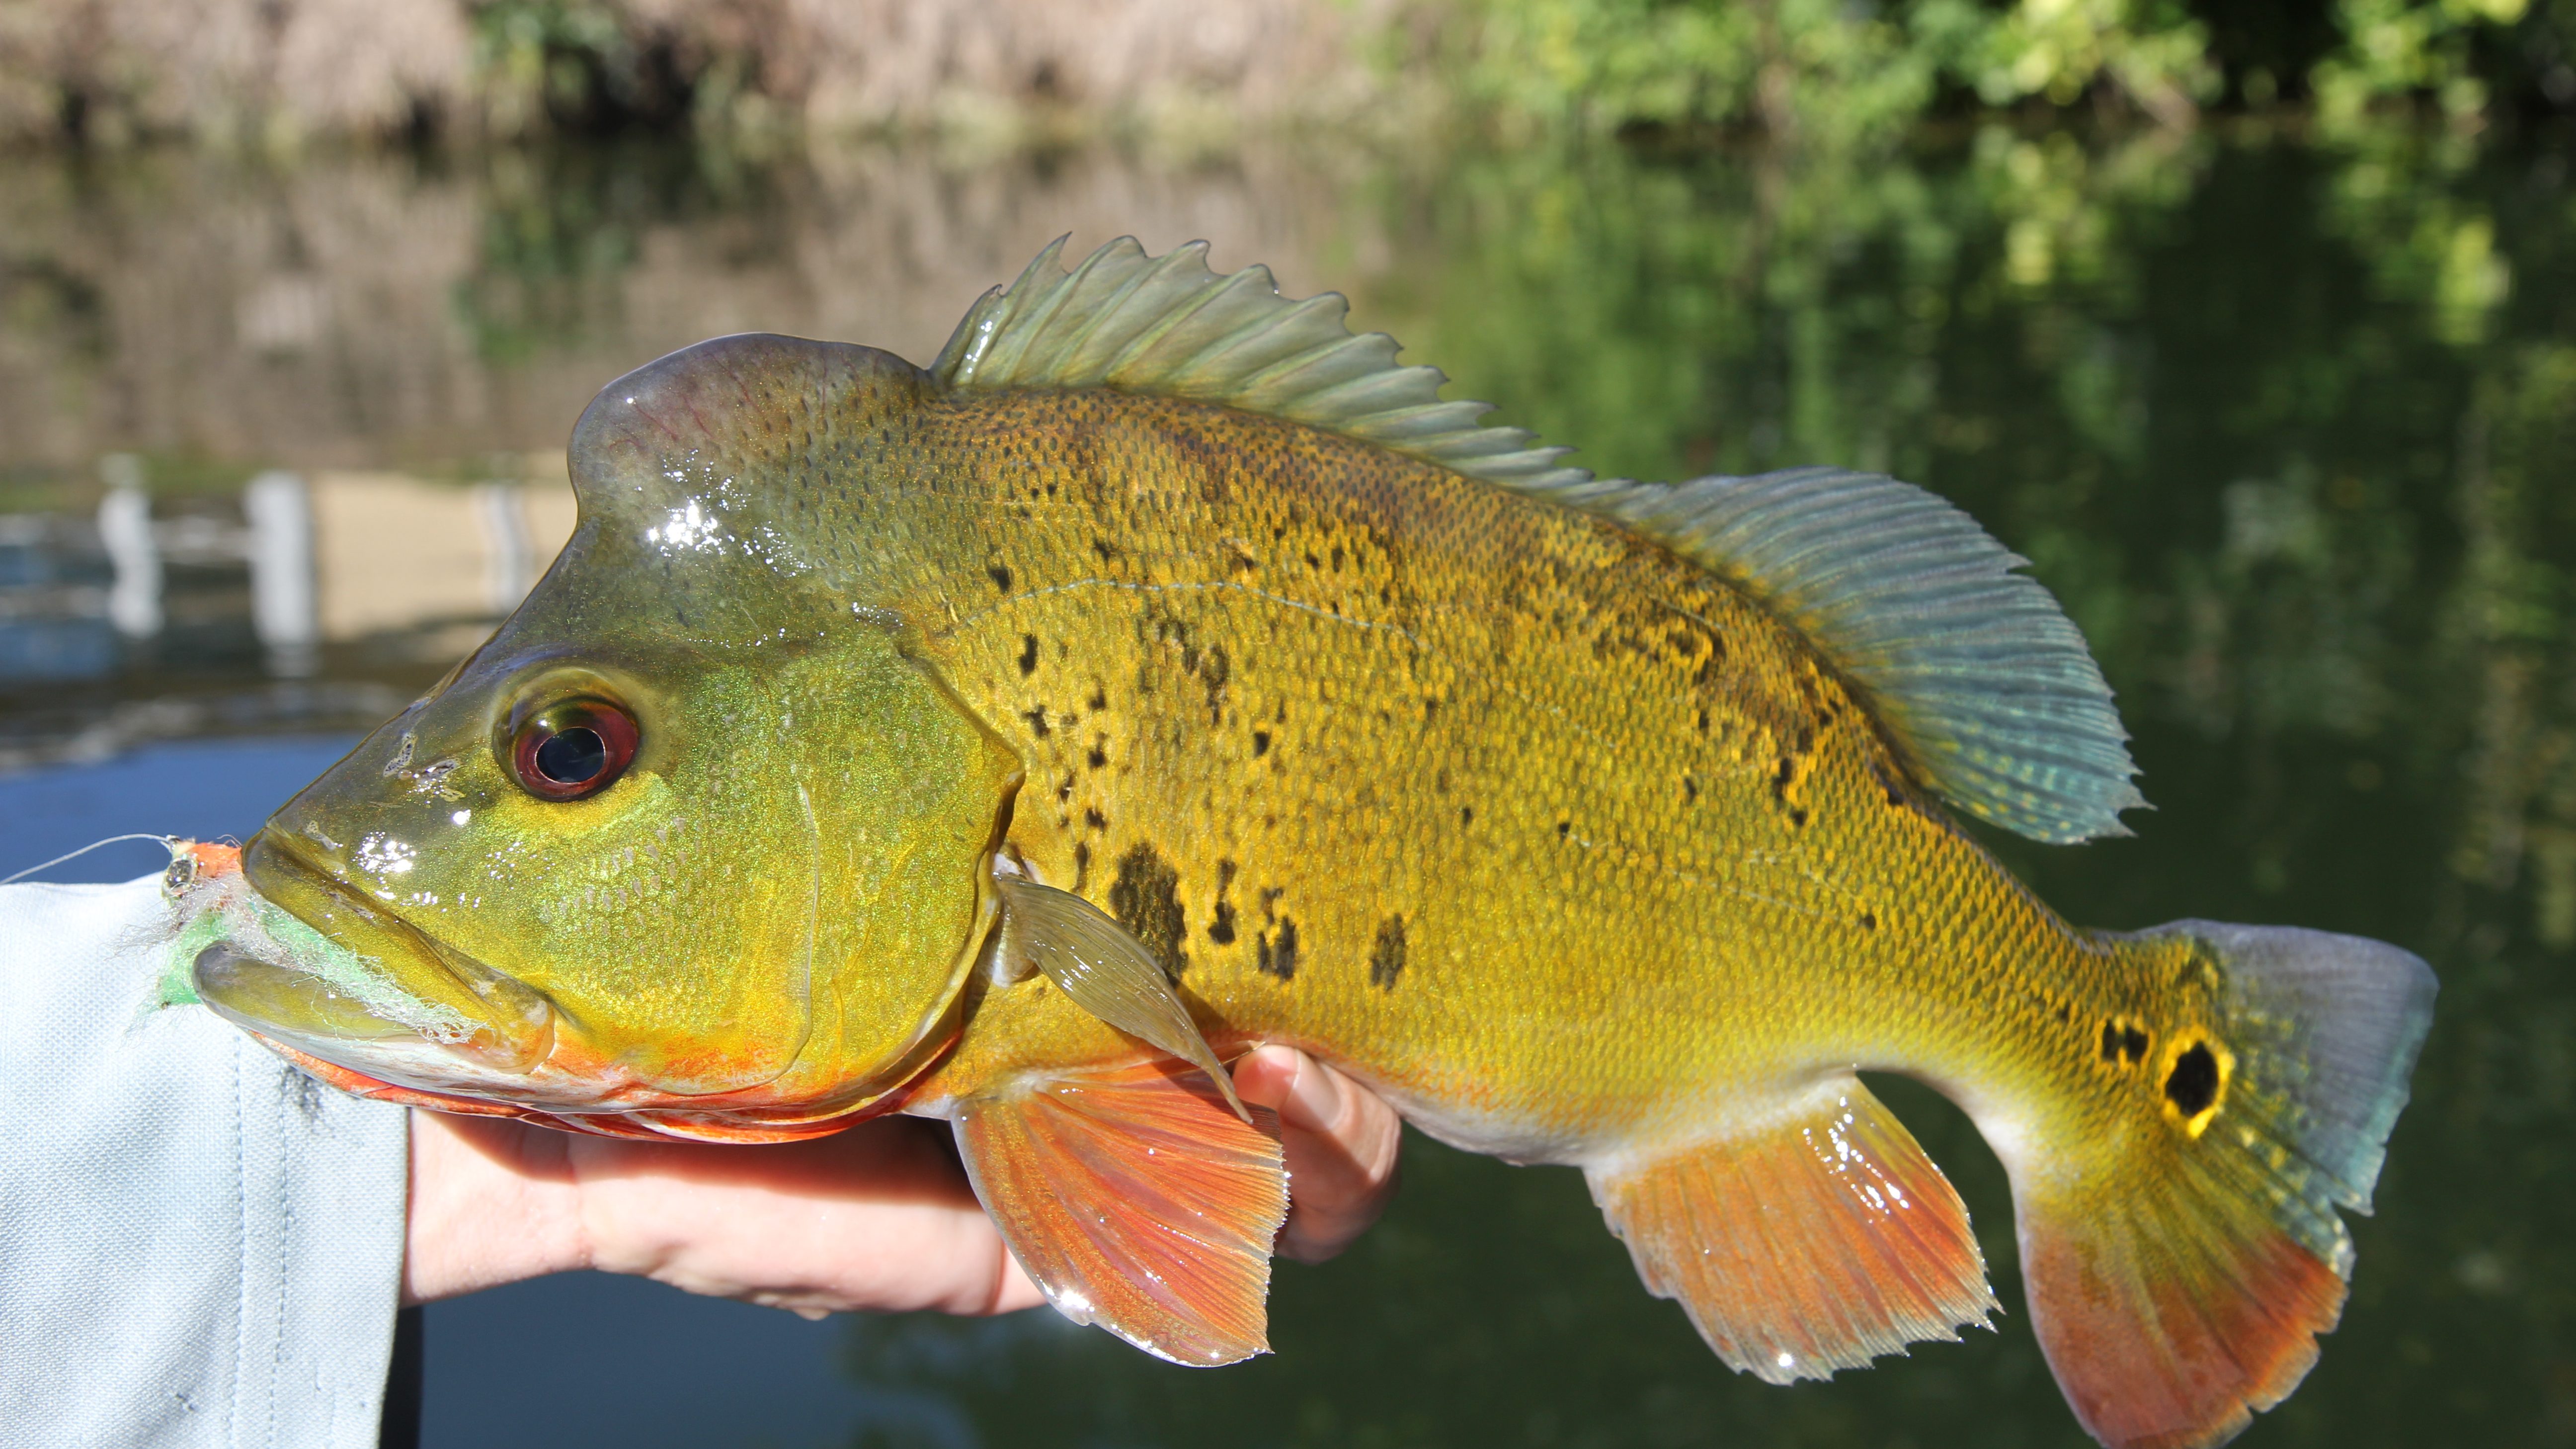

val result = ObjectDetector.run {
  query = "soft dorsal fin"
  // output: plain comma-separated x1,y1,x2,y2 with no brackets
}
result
1551,468,2145,843
934,238,2143,843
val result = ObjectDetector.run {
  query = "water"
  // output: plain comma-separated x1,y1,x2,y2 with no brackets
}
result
3,125,2572,1446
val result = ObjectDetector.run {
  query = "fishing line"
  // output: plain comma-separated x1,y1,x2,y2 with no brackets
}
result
1,834,179,886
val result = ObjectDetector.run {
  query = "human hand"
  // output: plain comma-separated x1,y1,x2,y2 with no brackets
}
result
402,1045,1404,1313
1229,1045,1403,1263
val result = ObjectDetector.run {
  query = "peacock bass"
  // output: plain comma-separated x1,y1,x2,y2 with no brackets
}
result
180,237,2435,1449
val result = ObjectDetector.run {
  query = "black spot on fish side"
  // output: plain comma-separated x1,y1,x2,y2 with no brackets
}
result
1087,740,1109,769
2166,1043,2221,1116
1858,912,1877,931
2123,1025,2150,1063
1083,808,1107,831
1682,775,1698,803
1368,916,1408,990
988,564,1014,592
1257,917,1301,981
1109,845,1188,980
1208,859,1239,944
1072,841,1091,894
1017,634,1039,677
2099,1021,2121,1062
1093,538,1122,563
1202,644,1230,724
1022,706,1051,739
1088,686,1108,712
1556,819,1572,841
1459,805,1474,827
1251,730,1272,758
1789,807,1810,828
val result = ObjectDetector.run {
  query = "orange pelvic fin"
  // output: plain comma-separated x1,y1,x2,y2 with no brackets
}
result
1588,1077,1997,1384
952,1057,1287,1365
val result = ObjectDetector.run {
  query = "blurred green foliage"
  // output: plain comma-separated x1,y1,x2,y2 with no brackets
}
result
444,0,2576,148
1433,0,2574,141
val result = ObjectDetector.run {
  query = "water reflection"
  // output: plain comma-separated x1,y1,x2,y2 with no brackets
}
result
1,126,2571,1445
0,457,568,767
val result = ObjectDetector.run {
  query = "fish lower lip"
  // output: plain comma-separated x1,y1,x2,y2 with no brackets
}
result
234,830,558,1076
192,943,427,1042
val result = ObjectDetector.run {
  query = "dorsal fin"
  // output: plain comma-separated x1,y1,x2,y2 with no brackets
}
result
1548,469,2144,843
934,238,2143,844
932,235,1588,492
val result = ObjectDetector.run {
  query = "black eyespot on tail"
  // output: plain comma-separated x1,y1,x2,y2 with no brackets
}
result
2166,1043,2221,1116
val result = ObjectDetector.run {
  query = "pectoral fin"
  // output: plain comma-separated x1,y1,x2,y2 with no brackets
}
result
953,1059,1288,1364
993,876,1249,1120
1588,1077,1998,1384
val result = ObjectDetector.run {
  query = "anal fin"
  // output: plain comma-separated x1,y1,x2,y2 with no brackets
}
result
1588,1077,1997,1384
953,1058,1287,1365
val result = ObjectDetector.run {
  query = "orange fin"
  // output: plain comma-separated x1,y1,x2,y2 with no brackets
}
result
952,1058,1287,1365
2022,1205,2342,1449
1588,1078,1997,1384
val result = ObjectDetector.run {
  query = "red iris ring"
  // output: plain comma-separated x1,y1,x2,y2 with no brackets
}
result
510,700,639,801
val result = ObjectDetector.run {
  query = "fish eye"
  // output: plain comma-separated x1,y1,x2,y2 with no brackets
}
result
508,699,639,801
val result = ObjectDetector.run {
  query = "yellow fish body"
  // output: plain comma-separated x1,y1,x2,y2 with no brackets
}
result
199,239,2434,1449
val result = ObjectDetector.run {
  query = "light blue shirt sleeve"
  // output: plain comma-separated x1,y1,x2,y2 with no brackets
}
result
0,875,410,1449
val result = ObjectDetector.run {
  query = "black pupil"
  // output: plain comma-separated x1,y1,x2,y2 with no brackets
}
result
534,726,608,785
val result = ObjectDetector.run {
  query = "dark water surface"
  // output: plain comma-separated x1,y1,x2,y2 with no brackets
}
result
4,125,2572,1446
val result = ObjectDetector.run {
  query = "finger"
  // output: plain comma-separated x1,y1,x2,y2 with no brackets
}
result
563,1115,1047,1318
402,1110,585,1304
1232,1045,1402,1263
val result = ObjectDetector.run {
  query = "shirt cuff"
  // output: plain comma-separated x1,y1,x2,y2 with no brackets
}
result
1,875,411,1449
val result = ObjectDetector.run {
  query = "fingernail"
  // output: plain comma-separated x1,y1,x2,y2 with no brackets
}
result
1283,1054,1345,1134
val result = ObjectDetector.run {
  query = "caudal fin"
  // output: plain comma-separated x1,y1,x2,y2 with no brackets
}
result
2018,921,2435,1449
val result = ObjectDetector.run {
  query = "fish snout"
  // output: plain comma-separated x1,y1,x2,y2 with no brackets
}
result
212,831,560,1088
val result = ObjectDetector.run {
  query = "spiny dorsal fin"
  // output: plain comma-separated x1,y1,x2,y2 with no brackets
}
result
934,238,2142,844
932,235,1588,492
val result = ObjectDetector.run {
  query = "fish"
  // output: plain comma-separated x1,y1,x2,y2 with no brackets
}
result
186,236,2436,1449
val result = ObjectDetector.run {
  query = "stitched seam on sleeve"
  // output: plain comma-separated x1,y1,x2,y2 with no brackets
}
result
229,1042,248,1449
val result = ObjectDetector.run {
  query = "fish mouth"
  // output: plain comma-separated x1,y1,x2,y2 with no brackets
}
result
216,831,564,1100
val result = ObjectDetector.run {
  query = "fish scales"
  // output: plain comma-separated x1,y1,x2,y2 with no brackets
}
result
884,386,2101,1154
189,238,2434,1449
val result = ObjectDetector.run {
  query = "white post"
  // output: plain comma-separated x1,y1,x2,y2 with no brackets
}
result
96,453,160,639
244,470,319,676
473,481,533,616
